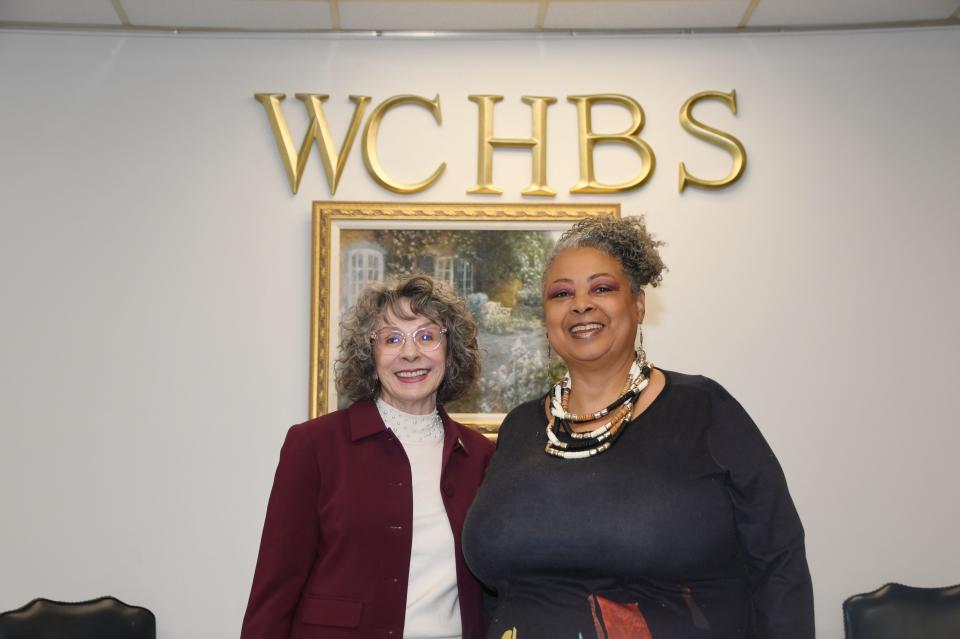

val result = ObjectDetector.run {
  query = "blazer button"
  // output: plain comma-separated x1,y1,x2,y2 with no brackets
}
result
388,524,403,531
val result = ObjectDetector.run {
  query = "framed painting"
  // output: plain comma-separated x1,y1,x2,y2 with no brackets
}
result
310,202,621,435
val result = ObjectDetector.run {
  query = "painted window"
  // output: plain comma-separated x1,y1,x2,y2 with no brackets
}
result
456,259,475,295
435,256,475,295
347,248,384,308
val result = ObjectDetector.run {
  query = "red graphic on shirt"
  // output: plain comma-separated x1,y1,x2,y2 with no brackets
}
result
588,594,653,639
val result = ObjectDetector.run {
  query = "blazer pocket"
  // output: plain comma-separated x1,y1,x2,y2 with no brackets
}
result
301,595,364,628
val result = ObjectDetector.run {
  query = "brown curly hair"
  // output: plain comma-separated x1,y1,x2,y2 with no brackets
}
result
545,215,667,292
335,274,481,405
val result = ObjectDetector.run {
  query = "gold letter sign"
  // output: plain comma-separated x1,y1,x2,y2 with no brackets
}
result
568,94,656,194
254,93,370,195
678,90,747,192
467,95,557,196
255,91,747,196
362,94,446,194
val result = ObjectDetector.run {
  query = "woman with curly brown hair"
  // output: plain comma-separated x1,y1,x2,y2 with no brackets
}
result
242,275,495,639
463,216,814,639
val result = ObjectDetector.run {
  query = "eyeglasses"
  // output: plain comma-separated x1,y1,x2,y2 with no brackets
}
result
370,326,447,353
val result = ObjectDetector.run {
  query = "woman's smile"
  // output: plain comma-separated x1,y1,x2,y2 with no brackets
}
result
394,368,432,381
569,321,606,338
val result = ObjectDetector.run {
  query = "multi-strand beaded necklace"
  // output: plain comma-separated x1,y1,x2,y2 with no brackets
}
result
545,354,650,460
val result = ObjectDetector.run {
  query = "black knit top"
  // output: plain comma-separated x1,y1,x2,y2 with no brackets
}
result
462,370,814,639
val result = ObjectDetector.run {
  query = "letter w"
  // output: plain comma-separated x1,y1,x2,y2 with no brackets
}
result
254,94,371,195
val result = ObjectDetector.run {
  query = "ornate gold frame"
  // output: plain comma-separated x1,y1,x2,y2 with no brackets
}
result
309,201,620,430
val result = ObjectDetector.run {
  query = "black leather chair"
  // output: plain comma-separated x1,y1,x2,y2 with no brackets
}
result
843,582,960,639
0,596,155,639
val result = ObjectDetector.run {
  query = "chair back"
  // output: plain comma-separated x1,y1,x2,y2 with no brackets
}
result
0,596,155,639
843,582,960,639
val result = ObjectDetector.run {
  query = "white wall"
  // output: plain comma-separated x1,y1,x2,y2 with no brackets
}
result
1,26,958,639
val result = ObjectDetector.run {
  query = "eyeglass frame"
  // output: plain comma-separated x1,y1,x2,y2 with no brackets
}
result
369,325,448,353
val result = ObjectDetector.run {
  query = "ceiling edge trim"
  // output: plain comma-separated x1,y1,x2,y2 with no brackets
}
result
1,21,957,38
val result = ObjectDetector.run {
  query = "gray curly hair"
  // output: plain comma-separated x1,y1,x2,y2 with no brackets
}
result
335,274,481,405
545,215,666,293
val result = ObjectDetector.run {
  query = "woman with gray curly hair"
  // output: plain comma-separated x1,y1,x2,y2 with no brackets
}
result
243,275,495,639
464,216,814,639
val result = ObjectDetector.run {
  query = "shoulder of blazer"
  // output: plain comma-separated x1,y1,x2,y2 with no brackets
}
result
288,399,387,447
446,415,496,461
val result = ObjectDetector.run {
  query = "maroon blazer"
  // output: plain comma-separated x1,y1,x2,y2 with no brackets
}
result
241,400,495,639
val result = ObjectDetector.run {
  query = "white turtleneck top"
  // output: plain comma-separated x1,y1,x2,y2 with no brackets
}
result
376,398,462,639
